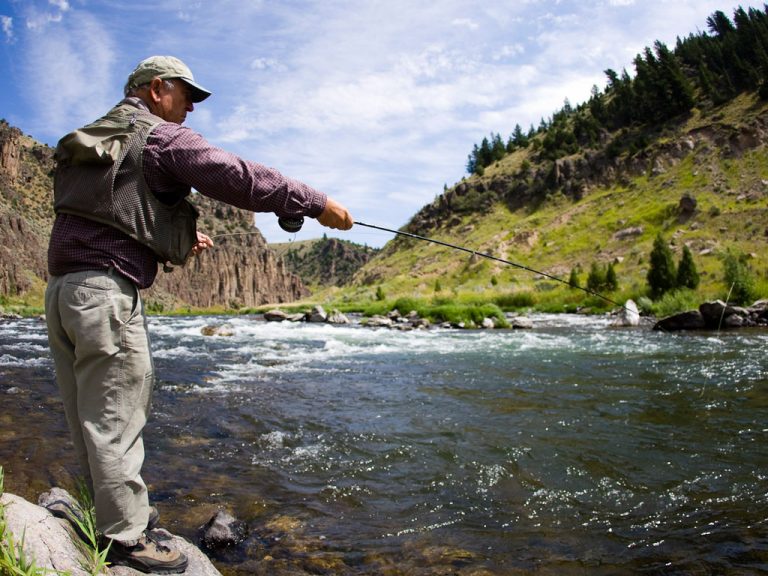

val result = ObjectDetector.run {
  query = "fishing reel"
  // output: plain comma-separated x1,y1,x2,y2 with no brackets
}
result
278,216,304,233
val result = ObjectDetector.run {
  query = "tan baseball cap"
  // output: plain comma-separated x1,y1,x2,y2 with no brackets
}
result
124,55,212,103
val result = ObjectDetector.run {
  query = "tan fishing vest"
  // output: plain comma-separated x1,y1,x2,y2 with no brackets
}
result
53,101,198,267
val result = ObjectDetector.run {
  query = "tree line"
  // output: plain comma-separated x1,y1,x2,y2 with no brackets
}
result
467,5,768,174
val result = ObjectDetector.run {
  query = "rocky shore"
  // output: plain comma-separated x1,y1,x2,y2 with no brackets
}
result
653,299,768,331
1,487,232,575
261,305,535,330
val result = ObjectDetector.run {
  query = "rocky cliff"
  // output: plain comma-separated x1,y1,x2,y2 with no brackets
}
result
0,120,307,308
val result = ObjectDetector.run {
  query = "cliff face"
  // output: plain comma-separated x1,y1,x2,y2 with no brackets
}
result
0,120,307,308
0,121,54,296
146,193,309,308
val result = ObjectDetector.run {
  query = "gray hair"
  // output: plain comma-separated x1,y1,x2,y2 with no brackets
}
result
124,78,176,97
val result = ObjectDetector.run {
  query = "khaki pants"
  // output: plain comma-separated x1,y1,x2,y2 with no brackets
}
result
45,269,153,544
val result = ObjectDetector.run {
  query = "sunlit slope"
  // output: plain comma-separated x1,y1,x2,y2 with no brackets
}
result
334,94,768,306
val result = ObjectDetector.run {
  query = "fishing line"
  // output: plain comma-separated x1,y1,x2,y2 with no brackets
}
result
213,216,642,321
353,221,631,313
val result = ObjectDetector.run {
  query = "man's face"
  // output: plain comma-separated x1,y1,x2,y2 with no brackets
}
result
153,78,194,124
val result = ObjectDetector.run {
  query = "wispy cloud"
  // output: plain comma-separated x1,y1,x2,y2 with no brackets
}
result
0,0,763,245
0,16,13,43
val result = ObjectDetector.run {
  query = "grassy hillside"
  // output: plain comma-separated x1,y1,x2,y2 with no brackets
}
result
317,93,768,314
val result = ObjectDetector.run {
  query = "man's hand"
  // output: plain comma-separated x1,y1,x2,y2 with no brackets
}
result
317,197,353,230
190,231,214,256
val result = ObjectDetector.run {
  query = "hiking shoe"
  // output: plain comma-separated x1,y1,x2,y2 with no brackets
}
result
107,530,188,574
147,505,160,530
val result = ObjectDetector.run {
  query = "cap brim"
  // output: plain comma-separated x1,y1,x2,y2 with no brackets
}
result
179,77,212,103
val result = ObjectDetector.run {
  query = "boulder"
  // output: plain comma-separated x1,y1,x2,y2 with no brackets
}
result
510,316,533,329
363,315,393,327
199,510,247,550
327,309,350,324
653,310,706,331
612,299,640,327
1,491,222,576
699,300,749,328
264,309,288,322
307,305,328,323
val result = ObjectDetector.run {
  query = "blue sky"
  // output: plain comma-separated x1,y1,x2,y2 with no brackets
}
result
0,0,762,247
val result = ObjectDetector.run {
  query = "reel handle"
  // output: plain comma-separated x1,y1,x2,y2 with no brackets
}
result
278,216,304,233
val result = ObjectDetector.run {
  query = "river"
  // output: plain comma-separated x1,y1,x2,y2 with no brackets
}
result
1,313,767,575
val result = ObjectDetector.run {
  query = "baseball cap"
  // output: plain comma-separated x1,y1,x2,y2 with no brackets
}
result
124,55,212,103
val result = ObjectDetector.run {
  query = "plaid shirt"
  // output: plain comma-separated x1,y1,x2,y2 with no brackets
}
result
48,98,327,288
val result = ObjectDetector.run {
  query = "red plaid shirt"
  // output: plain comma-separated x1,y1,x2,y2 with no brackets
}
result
48,98,327,288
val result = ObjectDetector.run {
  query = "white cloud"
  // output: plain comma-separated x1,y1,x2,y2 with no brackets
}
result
452,18,479,30
21,11,115,137
48,0,70,11
1,16,14,43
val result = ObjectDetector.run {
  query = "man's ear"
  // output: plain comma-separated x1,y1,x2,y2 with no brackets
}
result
149,77,164,102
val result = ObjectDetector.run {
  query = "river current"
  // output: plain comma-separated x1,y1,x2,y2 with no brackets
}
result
1,313,767,574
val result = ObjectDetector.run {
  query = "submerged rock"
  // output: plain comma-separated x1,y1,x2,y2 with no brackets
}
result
199,509,247,550
201,323,235,337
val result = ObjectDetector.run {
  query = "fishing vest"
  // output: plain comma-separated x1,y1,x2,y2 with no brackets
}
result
53,101,198,267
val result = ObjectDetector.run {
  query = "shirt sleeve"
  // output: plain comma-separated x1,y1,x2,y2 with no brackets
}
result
143,123,327,218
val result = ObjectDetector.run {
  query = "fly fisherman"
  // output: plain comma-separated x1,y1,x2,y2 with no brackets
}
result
44,55,353,573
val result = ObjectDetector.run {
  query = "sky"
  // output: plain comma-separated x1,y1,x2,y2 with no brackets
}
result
0,0,763,247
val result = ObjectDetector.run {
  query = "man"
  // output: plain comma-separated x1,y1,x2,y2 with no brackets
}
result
45,55,353,573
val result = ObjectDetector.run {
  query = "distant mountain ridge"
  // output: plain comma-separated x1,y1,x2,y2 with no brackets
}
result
271,236,379,289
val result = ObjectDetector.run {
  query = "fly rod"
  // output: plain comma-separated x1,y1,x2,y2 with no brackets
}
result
277,216,631,313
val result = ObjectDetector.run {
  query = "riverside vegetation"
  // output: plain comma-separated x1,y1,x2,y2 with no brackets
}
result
1,6,767,322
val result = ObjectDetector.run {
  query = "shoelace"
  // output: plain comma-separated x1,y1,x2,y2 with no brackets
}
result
143,529,171,553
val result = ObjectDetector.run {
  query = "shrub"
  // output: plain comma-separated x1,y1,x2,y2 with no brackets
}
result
722,250,756,305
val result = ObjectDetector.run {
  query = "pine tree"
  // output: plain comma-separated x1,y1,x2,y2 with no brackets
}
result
605,263,618,292
647,234,677,300
568,267,581,289
587,262,606,292
676,245,700,289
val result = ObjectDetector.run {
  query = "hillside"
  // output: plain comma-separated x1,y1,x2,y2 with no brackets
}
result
271,236,379,289
329,93,767,311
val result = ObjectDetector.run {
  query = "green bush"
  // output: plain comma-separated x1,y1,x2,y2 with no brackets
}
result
722,250,756,305
650,289,701,317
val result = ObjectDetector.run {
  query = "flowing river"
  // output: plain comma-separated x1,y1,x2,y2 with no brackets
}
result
1,313,767,575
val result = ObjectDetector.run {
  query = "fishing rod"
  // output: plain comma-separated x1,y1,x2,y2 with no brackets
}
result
276,216,633,314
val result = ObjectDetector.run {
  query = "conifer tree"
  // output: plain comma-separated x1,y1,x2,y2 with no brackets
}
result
568,267,581,289
647,234,677,300
605,263,618,292
676,245,700,290
587,262,606,292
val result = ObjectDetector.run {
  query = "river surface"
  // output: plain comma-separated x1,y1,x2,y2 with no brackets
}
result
1,313,767,575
